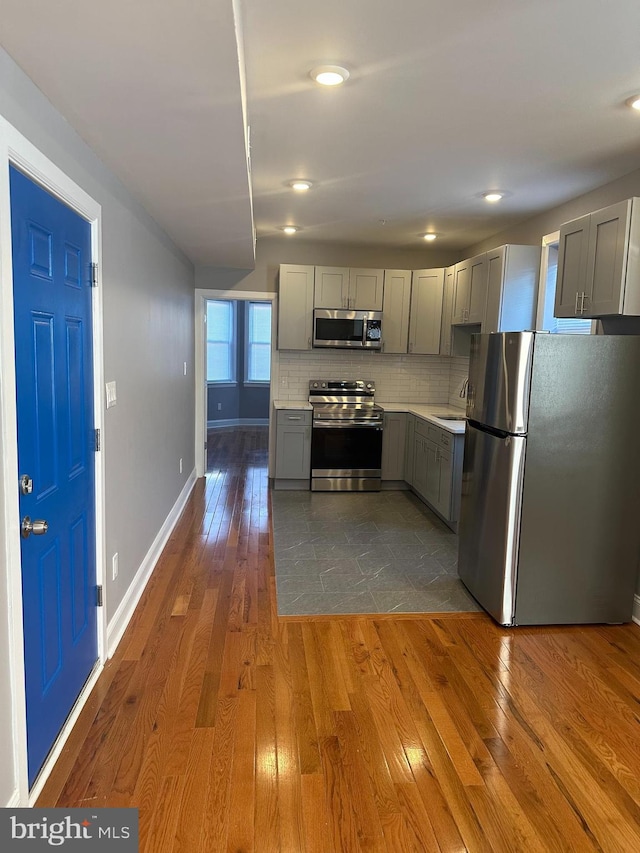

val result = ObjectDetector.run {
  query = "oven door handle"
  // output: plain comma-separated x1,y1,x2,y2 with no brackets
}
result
312,420,383,428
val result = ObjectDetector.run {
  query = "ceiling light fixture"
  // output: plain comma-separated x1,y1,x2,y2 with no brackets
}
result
309,65,350,86
483,191,504,203
626,95,640,111
423,233,438,242
280,225,300,235
289,180,313,191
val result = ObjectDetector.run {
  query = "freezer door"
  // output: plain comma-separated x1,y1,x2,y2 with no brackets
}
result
466,332,534,434
457,424,526,626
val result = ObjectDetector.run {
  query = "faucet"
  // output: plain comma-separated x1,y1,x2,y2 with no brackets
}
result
459,378,469,399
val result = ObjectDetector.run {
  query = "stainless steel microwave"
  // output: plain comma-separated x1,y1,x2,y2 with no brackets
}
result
313,309,382,349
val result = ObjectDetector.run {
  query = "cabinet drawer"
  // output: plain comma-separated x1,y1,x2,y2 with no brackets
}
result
439,431,451,449
426,424,441,442
414,418,430,439
276,410,312,426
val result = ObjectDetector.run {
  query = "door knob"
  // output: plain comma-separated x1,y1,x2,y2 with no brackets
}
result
21,516,48,538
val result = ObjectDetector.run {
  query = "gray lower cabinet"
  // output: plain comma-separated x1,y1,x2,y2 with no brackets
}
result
381,413,407,480
409,417,463,530
404,415,415,487
274,409,312,487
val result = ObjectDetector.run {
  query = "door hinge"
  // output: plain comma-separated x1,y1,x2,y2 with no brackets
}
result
95,428,101,451
90,262,98,287
96,585,103,607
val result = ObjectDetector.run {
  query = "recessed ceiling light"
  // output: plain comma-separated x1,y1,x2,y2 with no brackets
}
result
280,225,300,235
309,65,350,86
289,180,313,192
423,233,438,242
626,95,640,111
483,191,504,203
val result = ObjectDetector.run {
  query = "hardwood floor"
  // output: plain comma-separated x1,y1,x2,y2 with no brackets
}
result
37,441,640,852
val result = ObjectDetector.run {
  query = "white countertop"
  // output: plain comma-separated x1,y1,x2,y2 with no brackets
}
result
273,400,466,433
273,400,313,410
377,402,467,433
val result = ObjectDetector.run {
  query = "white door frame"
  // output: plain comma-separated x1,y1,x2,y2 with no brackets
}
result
194,288,277,477
0,116,106,805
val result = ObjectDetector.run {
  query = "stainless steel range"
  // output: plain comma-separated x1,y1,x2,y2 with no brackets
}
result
309,379,384,491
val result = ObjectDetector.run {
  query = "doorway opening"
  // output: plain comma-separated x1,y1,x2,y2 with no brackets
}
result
205,297,271,472
194,288,278,480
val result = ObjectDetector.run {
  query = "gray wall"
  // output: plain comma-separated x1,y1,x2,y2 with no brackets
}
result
196,236,460,293
206,301,270,423
462,166,640,257
0,47,195,804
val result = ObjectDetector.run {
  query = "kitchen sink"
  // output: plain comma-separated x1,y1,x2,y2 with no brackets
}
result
431,413,466,421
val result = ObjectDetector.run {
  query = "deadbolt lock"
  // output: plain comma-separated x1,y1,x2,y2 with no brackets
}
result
19,474,33,495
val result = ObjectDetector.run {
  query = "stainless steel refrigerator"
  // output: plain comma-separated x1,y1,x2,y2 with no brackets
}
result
458,331,640,626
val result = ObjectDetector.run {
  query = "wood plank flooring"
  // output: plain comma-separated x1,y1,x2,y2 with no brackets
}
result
37,428,640,851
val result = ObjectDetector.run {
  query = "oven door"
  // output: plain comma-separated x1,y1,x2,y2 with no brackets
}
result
311,421,383,490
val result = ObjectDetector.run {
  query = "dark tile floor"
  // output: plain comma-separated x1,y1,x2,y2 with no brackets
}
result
271,489,480,616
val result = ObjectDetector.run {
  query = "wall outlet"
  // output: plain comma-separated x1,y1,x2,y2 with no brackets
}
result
217,402,222,411
112,552,119,581
179,457,183,474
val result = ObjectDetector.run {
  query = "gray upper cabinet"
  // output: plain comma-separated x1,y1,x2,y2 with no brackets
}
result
439,265,455,356
349,268,384,310
408,268,445,354
278,264,314,350
382,269,412,353
314,266,350,308
314,266,383,310
555,216,590,318
555,199,640,319
453,253,488,324
483,245,540,333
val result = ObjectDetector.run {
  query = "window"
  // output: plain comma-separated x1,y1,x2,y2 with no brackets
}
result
245,302,272,383
537,239,592,335
206,300,236,383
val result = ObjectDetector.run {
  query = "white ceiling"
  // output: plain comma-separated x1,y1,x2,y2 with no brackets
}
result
2,0,640,268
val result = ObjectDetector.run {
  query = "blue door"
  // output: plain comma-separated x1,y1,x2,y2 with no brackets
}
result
11,166,98,787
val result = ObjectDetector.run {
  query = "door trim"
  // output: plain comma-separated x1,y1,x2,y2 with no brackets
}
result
194,288,277,477
0,116,106,805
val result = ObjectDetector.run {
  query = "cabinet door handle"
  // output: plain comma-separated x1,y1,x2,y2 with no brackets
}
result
288,416,302,421
308,336,312,348
580,293,587,315
574,292,580,315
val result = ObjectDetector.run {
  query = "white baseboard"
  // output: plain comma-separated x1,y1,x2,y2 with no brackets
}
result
633,594,640,627
106,469,197,658
207,418,268,428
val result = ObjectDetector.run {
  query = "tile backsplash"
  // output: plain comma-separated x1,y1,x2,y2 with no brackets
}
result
276,350,469,406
